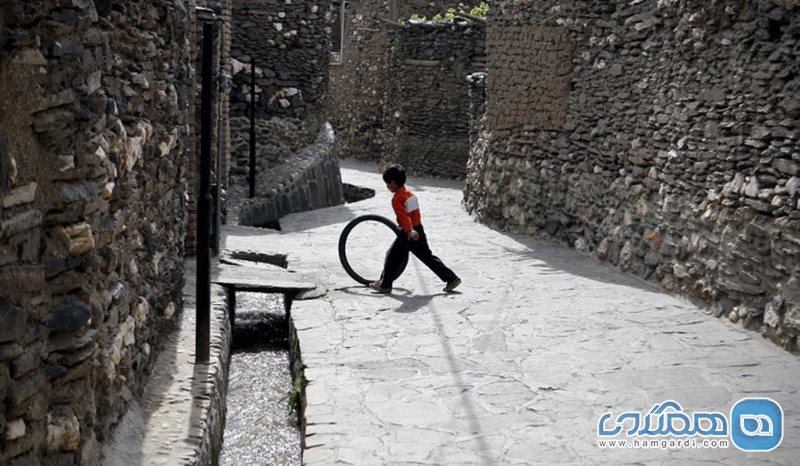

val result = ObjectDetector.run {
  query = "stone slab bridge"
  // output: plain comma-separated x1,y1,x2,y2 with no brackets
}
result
223,160,800,465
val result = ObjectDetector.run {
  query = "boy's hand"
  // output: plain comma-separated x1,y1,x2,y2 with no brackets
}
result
407,230,419,241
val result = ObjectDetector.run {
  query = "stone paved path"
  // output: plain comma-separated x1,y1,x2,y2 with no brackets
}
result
222,160,800,465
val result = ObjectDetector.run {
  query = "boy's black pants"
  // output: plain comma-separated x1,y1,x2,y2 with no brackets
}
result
380,225,457,289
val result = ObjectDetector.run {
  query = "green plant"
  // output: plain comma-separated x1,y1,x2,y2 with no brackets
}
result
409,13,427,22
287,373,306,414
469,2,490,17
433,9,457,22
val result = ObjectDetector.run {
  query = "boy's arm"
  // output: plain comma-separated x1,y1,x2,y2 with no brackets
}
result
392,196,414,233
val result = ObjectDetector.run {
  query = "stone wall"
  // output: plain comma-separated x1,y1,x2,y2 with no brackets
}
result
327,0,483,160
384,20,485,178
229,116,321,178
465,0,800,350
230,0,331,120
0,0,193,463
239,123,344,227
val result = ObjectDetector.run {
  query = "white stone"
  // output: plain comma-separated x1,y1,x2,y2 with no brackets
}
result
65,222,95,255
123,316,136,347
134,297,149,328
163,302,176,319
14,48,47,66
57,154,75,172
673,263,688,279
6,419,26,440
230,58,245,76
2,182,37,208
743,177,759,197
100,181,116,199
46,412,80,452
94,145,107,162
786,176,799,198
87,71,102,95
764,305,780,328
274,22,283,31
131,72,149,89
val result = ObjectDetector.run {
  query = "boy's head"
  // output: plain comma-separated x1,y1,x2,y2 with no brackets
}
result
382,164,406,193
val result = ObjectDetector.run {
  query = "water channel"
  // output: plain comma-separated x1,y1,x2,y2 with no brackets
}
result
218,292,301,465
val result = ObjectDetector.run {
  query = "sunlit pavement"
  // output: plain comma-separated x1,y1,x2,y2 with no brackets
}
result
222,160,800,465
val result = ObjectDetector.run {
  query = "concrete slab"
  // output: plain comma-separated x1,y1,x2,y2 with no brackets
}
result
223,160,800,465
213,262,318,294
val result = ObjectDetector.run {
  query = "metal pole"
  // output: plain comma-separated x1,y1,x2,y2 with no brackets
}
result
213,22,222,255
196,21,214,364
248,56,256,198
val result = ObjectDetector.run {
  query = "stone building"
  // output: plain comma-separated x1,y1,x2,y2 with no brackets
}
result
0,0,200,463
385,19,485,178
230,0,331,120
327,0,484,161
465,0,800,350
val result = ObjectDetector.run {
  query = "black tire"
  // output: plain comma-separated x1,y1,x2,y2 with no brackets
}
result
338,214,408,286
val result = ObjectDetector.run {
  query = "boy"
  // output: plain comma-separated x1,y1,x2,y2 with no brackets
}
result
370,164,461,294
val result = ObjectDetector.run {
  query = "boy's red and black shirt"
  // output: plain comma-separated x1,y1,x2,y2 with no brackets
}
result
392,186,422,233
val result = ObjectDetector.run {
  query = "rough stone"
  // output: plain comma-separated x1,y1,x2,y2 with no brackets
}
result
49,297,91,333
773,158,799,176
0,343,24,361
0,300,27,343
64,223,95,255
46,411,80,453
1,183,37,208
6,419,26,441
0,211,42,238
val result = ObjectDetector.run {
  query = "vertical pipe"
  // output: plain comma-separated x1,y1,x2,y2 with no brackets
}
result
341,1,347,58
197,21,214,364
213,20,223,255
248,56,256,198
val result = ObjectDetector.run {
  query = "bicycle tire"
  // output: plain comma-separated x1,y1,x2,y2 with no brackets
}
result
338,214,408,286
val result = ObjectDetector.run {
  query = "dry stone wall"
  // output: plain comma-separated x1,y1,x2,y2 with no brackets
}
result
0,0,193,463
465,0,800,350
230,0,331,120
229,116,321,178
384,20,485,178
327,0,483,160
238,123,344,227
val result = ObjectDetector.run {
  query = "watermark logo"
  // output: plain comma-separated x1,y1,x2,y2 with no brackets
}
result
597,398,783,451
730,398,783,452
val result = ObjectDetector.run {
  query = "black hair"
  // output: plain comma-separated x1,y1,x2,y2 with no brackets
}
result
382,164,406,186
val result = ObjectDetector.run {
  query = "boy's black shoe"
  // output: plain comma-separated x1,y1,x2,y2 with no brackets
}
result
443,278,462,293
